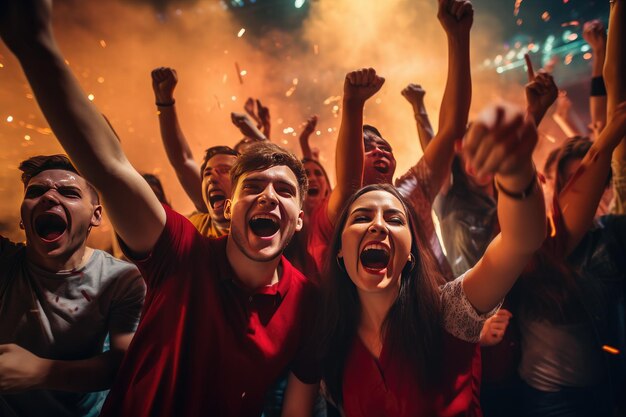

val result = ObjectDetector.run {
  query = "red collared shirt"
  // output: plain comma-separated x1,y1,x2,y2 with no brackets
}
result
101,206,319,417
342,331,482,417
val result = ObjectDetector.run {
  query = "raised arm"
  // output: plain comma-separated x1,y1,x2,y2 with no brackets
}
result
606,0,626,214
151,67,205,213
462,104,546,313
401,83,434,151
419,0,473,200
0,0,165,255
257,99,272,139
524,54,558,126
328,68,384,222
552,91,584,138
231,112,268,142
557,1,626,251
583,20,608,137
299,115,319,160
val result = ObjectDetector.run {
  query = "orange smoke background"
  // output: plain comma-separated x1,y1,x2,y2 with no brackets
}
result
0,0,531,248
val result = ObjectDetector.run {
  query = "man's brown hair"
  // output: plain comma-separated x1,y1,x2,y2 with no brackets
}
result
19,154,100,204
230,142,308,205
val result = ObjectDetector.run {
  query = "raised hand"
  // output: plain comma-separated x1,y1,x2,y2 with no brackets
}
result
463,103,537,181
301,115,318,138
401,83,426,108
151,67,178,105
256,99,271,138
244,97,261,125
231,112,266,141
582,20,607,52
479,309,513,347
437,0,474,36
343,68,385,103
525,54,558,124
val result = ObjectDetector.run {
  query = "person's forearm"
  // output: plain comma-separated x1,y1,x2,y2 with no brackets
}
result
414,107,434,151
43,350,124,392
333,99,365,208
299,134,314,160
590,95,608,135
592,49,606,77
438,35,472,139
605,0,626,162
495,163,546,255
157,106,205,211
422,34,471,198
16,39,128,188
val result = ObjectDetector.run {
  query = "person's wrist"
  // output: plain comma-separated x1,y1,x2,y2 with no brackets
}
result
495,163,536,196
156,98,175,107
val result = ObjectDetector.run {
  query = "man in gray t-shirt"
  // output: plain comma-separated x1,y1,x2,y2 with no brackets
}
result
0,155,145,417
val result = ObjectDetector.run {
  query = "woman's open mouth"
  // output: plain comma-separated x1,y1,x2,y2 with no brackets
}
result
34,213,68,243
360,242,390,273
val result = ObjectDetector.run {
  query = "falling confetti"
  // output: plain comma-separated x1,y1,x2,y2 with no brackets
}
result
24,135,31,141
88,94,95,101
602,345,620,355
237,28,246,38
6,116,13,123
285,86,296,97
235,62,244,84
99,39,107,48
541,11,551,22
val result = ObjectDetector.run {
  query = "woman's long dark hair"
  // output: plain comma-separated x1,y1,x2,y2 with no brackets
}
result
316,184,444,405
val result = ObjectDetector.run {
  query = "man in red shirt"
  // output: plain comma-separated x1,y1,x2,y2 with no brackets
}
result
0,2,319,416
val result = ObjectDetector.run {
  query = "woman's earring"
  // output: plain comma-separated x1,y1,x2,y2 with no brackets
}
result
405,253,416,272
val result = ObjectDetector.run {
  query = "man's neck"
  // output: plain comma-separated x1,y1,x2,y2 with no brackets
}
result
26,245,94,273
225,238,281,290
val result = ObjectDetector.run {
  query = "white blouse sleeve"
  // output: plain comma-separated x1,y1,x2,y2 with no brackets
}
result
440,272,502,343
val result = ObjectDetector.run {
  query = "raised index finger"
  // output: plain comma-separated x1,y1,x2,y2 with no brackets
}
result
524,53,535,82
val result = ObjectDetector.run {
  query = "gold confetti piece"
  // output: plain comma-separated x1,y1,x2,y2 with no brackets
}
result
0,63,4,68
6,116,13,122
315,130,321,136
235,62,243,84
541,11,550,22
88,94,95,101
99,40,107,48
564,53,573,65
602,345,620,355
323,95,341,105
285,86,296,97
24,135,31,141
583,52,592,60
292,78,299,85
237,28,246,38
97,77,105,83
231,96,237,101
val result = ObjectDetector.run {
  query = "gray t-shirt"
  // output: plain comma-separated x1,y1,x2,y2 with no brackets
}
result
0,237,145,417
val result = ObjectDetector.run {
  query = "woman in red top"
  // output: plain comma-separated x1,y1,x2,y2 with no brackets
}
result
317,103,547,417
